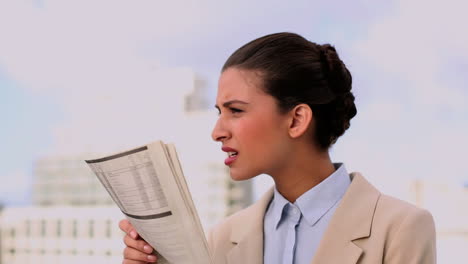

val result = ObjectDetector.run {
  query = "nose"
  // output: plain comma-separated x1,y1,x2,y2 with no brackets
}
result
211,117,230,142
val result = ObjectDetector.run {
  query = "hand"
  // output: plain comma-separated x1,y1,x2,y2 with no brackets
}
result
119,219,158,263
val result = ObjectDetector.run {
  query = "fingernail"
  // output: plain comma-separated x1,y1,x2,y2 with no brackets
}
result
143,245,153,253
147,255,157,262
130,231,137,239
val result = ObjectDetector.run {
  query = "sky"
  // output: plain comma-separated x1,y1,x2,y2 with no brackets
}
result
1,0,467,205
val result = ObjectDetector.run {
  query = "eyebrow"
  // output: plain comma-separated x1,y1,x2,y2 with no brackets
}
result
214,100,249,110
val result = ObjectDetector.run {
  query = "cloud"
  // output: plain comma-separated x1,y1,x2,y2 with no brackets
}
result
332,0,468,198
1,0,467,203
0,1,212,155
354,0,468,111
0,0,328,154
0,0,199,92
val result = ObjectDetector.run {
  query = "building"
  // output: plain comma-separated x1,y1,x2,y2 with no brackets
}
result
409,179,468,263
0,69,253,263
0,207,123,264
32,156,113,206
1,149,252,263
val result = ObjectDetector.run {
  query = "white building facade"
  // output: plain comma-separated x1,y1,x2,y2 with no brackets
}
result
0,68,254,264
0,207,124,264
32,157,114,206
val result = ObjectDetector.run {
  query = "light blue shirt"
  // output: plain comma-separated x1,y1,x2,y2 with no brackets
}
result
263,163,351,264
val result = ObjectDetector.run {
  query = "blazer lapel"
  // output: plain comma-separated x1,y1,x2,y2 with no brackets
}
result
311,173,381,264
227,188,273,264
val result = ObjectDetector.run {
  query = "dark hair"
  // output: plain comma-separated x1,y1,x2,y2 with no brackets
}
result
222,32,357,150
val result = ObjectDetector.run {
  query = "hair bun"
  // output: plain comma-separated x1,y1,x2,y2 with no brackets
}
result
222,32,357,149
319,44,352,97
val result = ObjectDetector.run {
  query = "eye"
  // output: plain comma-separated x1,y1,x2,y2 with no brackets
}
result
214,106,223,116
230,107,243,114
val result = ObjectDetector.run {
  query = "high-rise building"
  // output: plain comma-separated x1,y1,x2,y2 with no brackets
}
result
0,68,253,264
32,156,113,206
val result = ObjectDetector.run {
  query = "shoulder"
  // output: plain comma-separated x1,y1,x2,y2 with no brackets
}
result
374,193,436,242
347,173,434,230
341,173,436,263
348,175,436,263
376,193,434,223
373,194,436,263
351,174,436,238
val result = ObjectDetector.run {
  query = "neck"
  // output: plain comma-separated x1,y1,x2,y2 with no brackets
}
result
270,147,335,203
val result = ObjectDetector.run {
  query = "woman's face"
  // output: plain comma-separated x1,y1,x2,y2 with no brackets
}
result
212,68,292,181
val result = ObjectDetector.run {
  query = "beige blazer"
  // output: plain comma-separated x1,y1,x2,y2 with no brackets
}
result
207,173,436,264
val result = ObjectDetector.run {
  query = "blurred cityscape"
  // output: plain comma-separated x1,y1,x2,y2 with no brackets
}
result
1,67,468,263
1,68,467,263
0,70,253,263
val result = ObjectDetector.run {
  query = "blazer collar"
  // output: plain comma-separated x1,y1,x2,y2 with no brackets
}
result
311,172,381,264
226,172,380,264
227,188,274,264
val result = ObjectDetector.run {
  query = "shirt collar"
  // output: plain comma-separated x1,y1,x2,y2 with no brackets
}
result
270,186,291,229
270,163,351,229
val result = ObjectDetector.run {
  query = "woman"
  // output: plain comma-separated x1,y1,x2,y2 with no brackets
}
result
119,32,436,264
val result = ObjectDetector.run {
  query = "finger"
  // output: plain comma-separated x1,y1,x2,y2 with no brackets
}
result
119,219,139,239
123,247,157,263
122,260,148,264
122,259,155,264
123,234,154,254
123,259,155,264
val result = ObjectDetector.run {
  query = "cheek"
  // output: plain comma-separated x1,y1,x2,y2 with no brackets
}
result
236,118,264,146
237,115,285,150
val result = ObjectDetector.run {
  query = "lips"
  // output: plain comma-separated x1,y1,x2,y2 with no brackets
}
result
222,146,238,166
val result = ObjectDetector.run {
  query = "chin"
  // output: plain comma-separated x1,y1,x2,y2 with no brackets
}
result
229,167,258,181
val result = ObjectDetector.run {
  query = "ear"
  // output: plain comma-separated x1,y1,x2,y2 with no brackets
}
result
288,104,313,139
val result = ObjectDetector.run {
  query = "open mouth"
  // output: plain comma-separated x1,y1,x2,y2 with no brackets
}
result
228,151,238,157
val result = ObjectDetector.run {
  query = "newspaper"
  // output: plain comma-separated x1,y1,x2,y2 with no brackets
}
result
85,141,213,264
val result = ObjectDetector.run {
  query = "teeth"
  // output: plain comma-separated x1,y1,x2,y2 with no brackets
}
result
228,152,238,157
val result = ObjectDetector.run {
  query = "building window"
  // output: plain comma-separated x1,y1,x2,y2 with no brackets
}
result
57,219,62,237
41,219,46,237
89,220,94,238
106,219,112,238
72,220,77,238
25,220,31,237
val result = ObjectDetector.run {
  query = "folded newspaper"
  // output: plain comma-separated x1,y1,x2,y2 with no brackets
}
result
85,141,213,264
